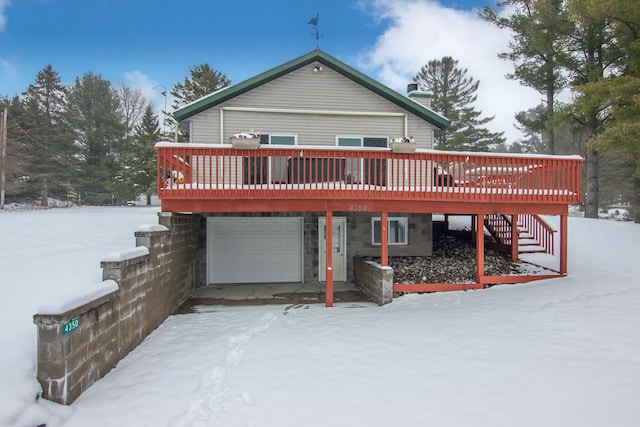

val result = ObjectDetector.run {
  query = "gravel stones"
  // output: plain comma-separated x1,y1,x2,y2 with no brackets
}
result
371,233,523,284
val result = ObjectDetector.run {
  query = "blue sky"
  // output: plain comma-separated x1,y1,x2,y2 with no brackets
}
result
0,0,542,143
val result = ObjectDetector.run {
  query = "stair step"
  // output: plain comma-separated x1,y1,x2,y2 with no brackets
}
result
519,248,547,254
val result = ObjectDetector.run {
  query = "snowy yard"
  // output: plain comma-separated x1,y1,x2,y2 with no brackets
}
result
1,207,639,426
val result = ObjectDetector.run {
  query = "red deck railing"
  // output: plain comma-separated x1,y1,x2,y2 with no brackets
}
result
485,213,555,255
156,143,582,207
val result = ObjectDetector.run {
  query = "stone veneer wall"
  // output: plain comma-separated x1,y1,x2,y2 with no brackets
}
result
353,257,394,305
32,212,199,405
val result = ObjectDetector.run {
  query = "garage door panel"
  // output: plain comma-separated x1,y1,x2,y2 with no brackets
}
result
207,217,303,284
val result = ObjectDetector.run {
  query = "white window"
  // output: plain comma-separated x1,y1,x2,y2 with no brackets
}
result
371,217,408,246
336,136,388,148
336,136,388,185
264,134,297,184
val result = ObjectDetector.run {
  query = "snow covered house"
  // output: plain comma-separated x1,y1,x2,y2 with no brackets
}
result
157,49,583,306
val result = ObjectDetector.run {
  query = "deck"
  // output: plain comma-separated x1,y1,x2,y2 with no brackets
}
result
156,142,582,214
156,142,583,306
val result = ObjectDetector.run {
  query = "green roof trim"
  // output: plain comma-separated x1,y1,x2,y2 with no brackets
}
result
173,49,450,129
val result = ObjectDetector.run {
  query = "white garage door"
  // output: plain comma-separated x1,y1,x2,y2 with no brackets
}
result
207,217,303,284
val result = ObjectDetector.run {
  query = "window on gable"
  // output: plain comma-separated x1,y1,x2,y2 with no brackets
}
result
371,217,408,246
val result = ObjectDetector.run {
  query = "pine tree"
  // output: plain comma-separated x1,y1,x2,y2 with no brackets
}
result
504,104,582,155
170,64,231,109
482,0,573,155
127,104,160,205
170,64,231,141
20,65,77,206
514,106,547,153
67,72,126,205
414,57,505,151
0,96,32,201
561,0,624,218
575,0,640,222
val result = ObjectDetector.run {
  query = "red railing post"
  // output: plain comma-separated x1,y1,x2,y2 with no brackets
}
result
511,214,519,261
381,211,388,267
325,211,334,308
476,213,484,283
560,212,568,275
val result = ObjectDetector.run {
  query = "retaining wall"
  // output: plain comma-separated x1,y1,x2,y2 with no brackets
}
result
353,257,393,305
32,212,199,405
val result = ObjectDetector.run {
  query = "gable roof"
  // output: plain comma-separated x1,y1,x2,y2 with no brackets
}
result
173,49,450,129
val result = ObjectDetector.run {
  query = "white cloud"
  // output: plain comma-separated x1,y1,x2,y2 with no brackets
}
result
0,57,20,96
0,0,10,31
0,58,16,77
123,70,174,114
359,0,542,143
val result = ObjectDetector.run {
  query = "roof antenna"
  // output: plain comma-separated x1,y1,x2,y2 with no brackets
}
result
308,13,322,48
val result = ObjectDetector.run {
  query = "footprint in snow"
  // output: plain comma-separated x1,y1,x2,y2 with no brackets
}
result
283,304,309,314
241,391,255,406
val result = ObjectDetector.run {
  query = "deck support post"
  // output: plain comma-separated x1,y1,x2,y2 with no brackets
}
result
560,213,568,275
511,214,519,262
471,215,476,244
325,211,333,307
381,211,388,267
476,213,484,283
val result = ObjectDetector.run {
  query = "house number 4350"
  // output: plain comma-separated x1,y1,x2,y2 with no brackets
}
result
62,317,80,335
349,205,368,212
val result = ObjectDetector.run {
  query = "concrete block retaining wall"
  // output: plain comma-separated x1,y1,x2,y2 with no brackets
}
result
353,257,393,305
33,213,199,405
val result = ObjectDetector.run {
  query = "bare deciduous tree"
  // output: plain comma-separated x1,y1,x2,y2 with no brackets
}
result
118,85,147,137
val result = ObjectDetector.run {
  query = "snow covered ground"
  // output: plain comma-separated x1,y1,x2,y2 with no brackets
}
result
1,207,639,426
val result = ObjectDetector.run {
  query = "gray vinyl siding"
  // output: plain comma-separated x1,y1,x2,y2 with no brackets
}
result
190,109,219,143
187,61,435,149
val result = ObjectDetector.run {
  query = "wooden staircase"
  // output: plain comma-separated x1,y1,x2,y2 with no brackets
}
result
484,214,555,259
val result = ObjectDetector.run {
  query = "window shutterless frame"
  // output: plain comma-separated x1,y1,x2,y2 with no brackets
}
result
337,136,388,185
264,134,297,184
371,217,408,246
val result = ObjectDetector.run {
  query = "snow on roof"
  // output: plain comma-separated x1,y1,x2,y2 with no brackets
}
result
102,246,150,263
36,280,119,315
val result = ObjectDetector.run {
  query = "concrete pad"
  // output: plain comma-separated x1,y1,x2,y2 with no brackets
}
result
176,282,371,312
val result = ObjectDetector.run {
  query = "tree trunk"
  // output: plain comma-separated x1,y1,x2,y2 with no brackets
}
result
546,76,555,155
146,192,151,206
585,144,600,218
41,176,49,207
634,176,640,224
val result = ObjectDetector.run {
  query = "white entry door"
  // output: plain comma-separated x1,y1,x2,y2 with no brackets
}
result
318,217,347,282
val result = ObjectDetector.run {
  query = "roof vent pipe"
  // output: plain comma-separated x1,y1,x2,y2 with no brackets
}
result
407,83,418,93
